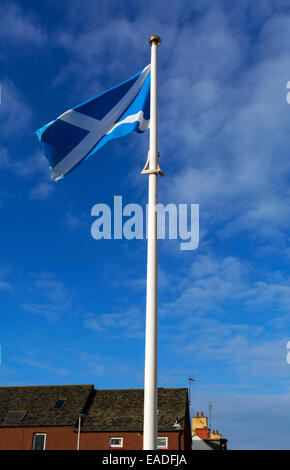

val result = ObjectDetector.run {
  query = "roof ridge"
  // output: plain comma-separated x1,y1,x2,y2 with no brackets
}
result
0,385,187,391
0,384,94,389
95,387,188,391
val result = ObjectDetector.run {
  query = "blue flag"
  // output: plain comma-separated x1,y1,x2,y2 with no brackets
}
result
36,65,151,181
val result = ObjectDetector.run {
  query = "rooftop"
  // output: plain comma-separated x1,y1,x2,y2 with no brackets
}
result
82,387,189,432
0,384,94,427
0,385,189,432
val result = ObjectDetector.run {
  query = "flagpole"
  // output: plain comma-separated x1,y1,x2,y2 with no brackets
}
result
142,34,161,451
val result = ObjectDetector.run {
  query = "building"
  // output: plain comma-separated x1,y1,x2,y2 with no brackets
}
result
0,385,191,450
0,384,94,450
191,411,228,450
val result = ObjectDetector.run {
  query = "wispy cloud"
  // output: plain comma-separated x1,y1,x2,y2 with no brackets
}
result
0,280,12,291
84,307,144,338
11,356,70,376
29,181,53,200
0,2,46,46
13,152,49,178
62,348,144,383
159,252,290,320
0,79,32,138
0,266,13,291
19,273,74,322
0,79,52,199
63,212,89,230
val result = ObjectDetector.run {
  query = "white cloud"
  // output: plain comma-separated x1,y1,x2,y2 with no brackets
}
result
19,273,74,322
0,79,32,138
84,307,144,338
159,252,290,320
0,280,12,291
0,266,13,291
0,148,10,170
29,181,53,200
61,348,143,381
63,212,89,230
11,356,70,376
0,78,51,197
0,80,51,198
0,2,46,46
13,152,49,178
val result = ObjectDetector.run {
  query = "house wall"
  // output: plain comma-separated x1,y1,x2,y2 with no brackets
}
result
0,428,186,450
0,426,77,450
79,431,183,450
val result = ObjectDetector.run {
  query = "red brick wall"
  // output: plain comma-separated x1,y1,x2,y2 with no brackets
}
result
79,432,182,450
0,426,77,450
0,428,185,450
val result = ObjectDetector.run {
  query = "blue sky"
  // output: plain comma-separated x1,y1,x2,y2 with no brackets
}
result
1,0,290,449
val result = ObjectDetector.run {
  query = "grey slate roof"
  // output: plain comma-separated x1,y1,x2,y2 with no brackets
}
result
192,436,213,450
81,388,188,432
0,384,94,427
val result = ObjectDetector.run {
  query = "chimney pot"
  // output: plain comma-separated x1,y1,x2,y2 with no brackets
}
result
196,412,199,417
216,430,219,434
201,411,203,417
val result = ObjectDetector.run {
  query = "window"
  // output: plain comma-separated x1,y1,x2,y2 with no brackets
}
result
109,437,123,448
157,437,168,449
53,399,67,409
33,433,46,450
4,411,27,421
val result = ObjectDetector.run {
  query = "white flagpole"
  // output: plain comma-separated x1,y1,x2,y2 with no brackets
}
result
142,34,162,451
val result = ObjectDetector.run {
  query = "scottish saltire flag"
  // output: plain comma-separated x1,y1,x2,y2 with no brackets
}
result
36,65,151,181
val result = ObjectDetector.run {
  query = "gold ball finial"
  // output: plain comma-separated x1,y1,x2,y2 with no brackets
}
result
149,35,161,46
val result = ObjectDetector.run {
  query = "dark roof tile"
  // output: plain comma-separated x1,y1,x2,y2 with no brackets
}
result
0,384,94,427
82,388,188,432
